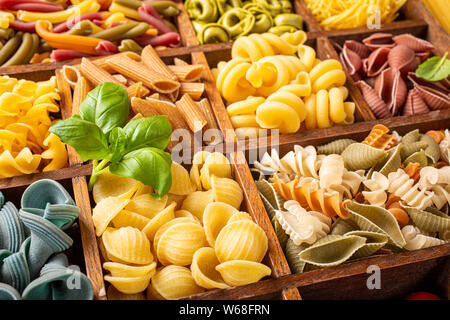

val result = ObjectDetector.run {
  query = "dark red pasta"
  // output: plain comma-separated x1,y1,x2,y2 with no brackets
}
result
138,4,172,34
9,19,36,32
95,41,119,55
50,49,91,62
0,0,63,11
134,32,181,47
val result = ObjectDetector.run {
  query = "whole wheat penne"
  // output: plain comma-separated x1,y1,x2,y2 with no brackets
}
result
74,51,142,74
196,98,221,145
130,113,144,121
175,93,207,133
112,74,128,85
80,57,124,87
149,93,160,99
106,54,180,94
141,45,177,80
72,76,92,115
127,81,150,99
145,96,190,131
131,97,160,117
173,57,189,66
168,64,205,82
166,88,179,102
179,82,204,100
62,65,81,88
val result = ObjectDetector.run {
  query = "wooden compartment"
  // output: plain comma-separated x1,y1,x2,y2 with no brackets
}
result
244,119,450,300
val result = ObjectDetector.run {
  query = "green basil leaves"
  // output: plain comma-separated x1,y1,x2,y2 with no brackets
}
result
49,82,173,199
416,51,450,82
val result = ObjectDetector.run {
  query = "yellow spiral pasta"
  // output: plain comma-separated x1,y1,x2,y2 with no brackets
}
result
216,59,256,103
309,59,347,93
231,31,307,62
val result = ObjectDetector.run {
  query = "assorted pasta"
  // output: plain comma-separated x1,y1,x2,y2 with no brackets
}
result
91,151,271,300
0,0,182,66
185,0,304,44
213,31,356,137
0,75,67,178
254,124,450,273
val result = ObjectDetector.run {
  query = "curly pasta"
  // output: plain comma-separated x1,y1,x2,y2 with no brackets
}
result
362,124,397,150
309,59,346,93
402,225,447,251
216,59,256,103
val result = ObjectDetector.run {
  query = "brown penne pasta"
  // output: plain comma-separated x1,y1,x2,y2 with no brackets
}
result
80,57,124,88
141,45,177,80
175,93,207,133
106,55,180,94
72,76,92,116
130,97,160,118
62,65,81,88
168,64,205,82
179,82,204,100
145,96,190,131
127,82,150,99
173,57,189,66
112,74,128,85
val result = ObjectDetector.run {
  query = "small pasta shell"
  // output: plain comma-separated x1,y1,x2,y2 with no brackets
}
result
104,273,153,295
111,209,150,231
203,202,239,247
227,212,252,224
191,247,229,289
168,162,196,195
103,261,157,278
215,220,268,263
181,190,214,220
156,222,207,266
92,169,140,204
215,260,271,287
142,202,177,241
125,194,168,219
153,217,201,254
211,176,244,209
107,286,145,300
102,227,153,265
92,197,130,236
147,265,205,300
200,152,232,190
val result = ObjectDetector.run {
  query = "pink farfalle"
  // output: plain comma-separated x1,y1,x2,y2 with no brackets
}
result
357,80,392,119
362,33,395,51
393,34,435,52
387,44,415,74
408,73,450,110
341,46,362,76
403,88,430,116
364,47,390,77
374,68,407,115
344,40,371,58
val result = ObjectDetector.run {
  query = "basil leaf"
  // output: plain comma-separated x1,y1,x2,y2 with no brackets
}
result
78,82,129,136
50,116,109,161
121,115,172,154
108,127,127,163
109,147,173,199
416,52,450,82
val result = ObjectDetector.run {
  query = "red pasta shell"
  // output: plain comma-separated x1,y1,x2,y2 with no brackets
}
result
403,88,430,116
357,80,391,119
363,33,395,51
393,34,435,52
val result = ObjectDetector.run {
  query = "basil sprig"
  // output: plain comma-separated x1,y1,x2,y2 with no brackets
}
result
416,51,450,82
50,82,173,199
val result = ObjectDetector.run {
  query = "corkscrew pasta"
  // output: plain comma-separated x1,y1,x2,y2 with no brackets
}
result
253,125,449,274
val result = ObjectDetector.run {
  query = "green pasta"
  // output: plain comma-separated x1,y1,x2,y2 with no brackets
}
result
113,0,180,16
420,134,440,164
218,8,255,39
195,22,230,44
90,22,143,42
271,215,288,249
120,23,150,40
0,32,23,66
317,139,357,155
64,20,96,36
118,39,143,53
373,144,402,177
255,179,285,211
344,231,388,259
403,205,450,233
403,149,428,167
0,28,13,40
400,140,427,160
2,32,39,67
274,13,303,29
341,143,387,171
330,218,358,235
285,238,308,274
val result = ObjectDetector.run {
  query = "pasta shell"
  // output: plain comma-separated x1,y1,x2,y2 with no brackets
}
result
102,227,153,265
420,134,441,164
200,152,232,190
211,176,243,209
375,68,407,115
317,139,357,155
402,205,450,233
203,202,238,247
112,210,151,231
393,34,435,52
92,170,140,204
153,217,201,254
364,47,390,77
147,265,205,300
400,141,428,160
402,88,430,116
215,260,271,286
341,143,387,171
408,73,450,110
168,162,196,195
403,150,428,167
228,211,252,224
103,261,156,278
357,81,391,119
190,247,229,289
92,197,130,236
387,45,415,73
181,190,214,220
255,179,286,212
331,218,358,235
107,286,145,300
362,33,395,51
215,220,268,263
142,202,176,241
345,202,406,248
285,238,309,274
373,144,402,177
104,274,153,294
341,45,362,75
343,40,371,58
156,222,207,266
298,234,367,267
344,230,388,258
271,214,289,249
124,193,168,219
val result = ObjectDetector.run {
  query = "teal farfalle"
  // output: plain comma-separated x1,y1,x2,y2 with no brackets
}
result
0,202,25,253
0,283,21,300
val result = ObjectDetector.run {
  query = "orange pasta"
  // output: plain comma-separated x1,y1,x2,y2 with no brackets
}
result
131,97,161,117
426,130,445,144
72,76,92,115
141,45,177,80
175,94,207,133
361,124,397,150
80,57,124,87
179,82,204,100
127,82,150,99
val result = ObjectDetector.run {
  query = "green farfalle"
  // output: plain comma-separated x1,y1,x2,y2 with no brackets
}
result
297,234,366,268
402,205,450,233
345,202,406,248
403,149,428,167
370,144,402,178
420,134,440,164
285,238,308,274
344,230,388,259
255,179,285,211
317,139,357,155
330,218,359,235
400,141,427,160
341,143,387,171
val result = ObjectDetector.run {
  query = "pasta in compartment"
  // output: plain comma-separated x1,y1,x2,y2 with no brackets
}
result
90,150,272,299
253,125,450,274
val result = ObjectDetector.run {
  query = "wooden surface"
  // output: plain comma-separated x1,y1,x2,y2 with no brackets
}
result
0,0,449,301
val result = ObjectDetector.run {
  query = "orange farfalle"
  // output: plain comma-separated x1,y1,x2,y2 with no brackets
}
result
362,124,397,150
426,130,445,144
272,174,351,219
403,162,421,184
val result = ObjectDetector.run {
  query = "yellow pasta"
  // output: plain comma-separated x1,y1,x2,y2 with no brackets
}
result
92,197,130,236
181,190,215,220
168,162,196,195
200,152,232,190
309,59,346,93
40,133,68,172
203,202,239,247
142,202,177,241
215,260,272,286
297,45,317,72
211,176,244,209
107,286,145,300
92,169,140,204
191,247,229,289
153,217,201,255
190,150,211,191
112,210,151,231
215,59,256,103
125,193,168,219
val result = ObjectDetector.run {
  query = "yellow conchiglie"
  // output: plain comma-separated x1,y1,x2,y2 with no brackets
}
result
200,152,232,190
181,190,214,220
104,273,153,295
211,176,244,209
92,197,130,236
191,247,229,289
142,202,176,241
147,265,205,300
153,217,201,254
133,183,154,197
111,210,151,230
102,227,153,265
203,202,238,247
92,169,140,203
227,212,252,224
107,286,145,300
215,220,268,263
216,260,272,286
174,210,201,223
190,151,211,191
169,162,196,195
125,193,168,219
103,261,156,278
157,222,207,266
166,193,187,210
